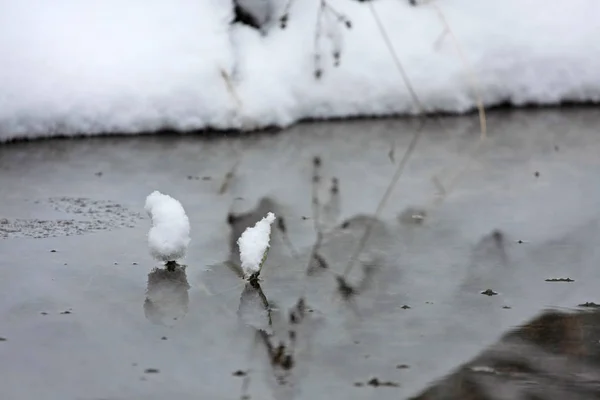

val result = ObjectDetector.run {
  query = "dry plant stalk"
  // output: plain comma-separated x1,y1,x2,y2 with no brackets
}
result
427,1,487,139
313,0,352,79
425,1,488,209
219,68,243,111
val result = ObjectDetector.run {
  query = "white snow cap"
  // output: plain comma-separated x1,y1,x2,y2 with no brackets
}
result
145,191,191,262
237,212,276,278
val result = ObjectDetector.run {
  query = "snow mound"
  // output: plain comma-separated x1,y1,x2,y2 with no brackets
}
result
145,191,191,263
1,0,599,141
238,212,276,278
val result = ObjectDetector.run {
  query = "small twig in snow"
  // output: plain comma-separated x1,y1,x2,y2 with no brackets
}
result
313,0,352,78
322,2,352,28
219,68,243,111
279,0,297,29
313,3,326,79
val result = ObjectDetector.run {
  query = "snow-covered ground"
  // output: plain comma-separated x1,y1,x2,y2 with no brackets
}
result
1,0,599,142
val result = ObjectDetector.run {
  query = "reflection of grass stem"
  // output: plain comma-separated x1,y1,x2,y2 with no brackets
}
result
219,159,240,195
242,279,273,326
277,216,300,259
341,1,489,276
425,1,488,212
305,156,327,275
343,119,424,277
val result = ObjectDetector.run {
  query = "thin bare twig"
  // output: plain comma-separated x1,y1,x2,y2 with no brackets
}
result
276,216,300,259
313,2,326,79
323,2,352,27
220,68,243,111
279,0,297,28
430,2,486,139
367,2,425,113
313,1,352,78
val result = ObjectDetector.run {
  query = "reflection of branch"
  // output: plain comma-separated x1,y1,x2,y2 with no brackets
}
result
305,156,329,276
322,177,341,230
344,119,424,277
257,329,295,371
276,216,300,259
311,156,322,234
365,0,488,216
254,297,310,373
225,260,245,280
238,279,273,327
144,264,190,327
245,296,321,399
368,0,488,222
335,259,379,318
219,160,239,195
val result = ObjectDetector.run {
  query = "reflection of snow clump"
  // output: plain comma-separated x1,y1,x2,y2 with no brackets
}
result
238,212,276,278
145,191,190,262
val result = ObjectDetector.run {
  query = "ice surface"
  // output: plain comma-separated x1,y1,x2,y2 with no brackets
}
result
145,190,191,262
1,0,599,141
238,212,276,278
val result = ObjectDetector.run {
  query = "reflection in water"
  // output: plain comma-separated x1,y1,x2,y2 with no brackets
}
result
411,309,600,400
237,280,273,331
321,177,341,232
224,193,328,400
460,229,511,292
242,297,324,400
222,169,396,399
144,263,190,327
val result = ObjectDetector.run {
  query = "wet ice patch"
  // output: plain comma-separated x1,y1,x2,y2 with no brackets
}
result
0,218,93,239
0,197,141,239
145,191,190,263
238,212,276,279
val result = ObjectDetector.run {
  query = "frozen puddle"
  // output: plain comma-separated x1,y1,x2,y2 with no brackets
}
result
1,108,600,399
0,197,142,239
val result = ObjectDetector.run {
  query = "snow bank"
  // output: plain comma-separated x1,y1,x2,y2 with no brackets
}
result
1,0,599,141
145,191,191,263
